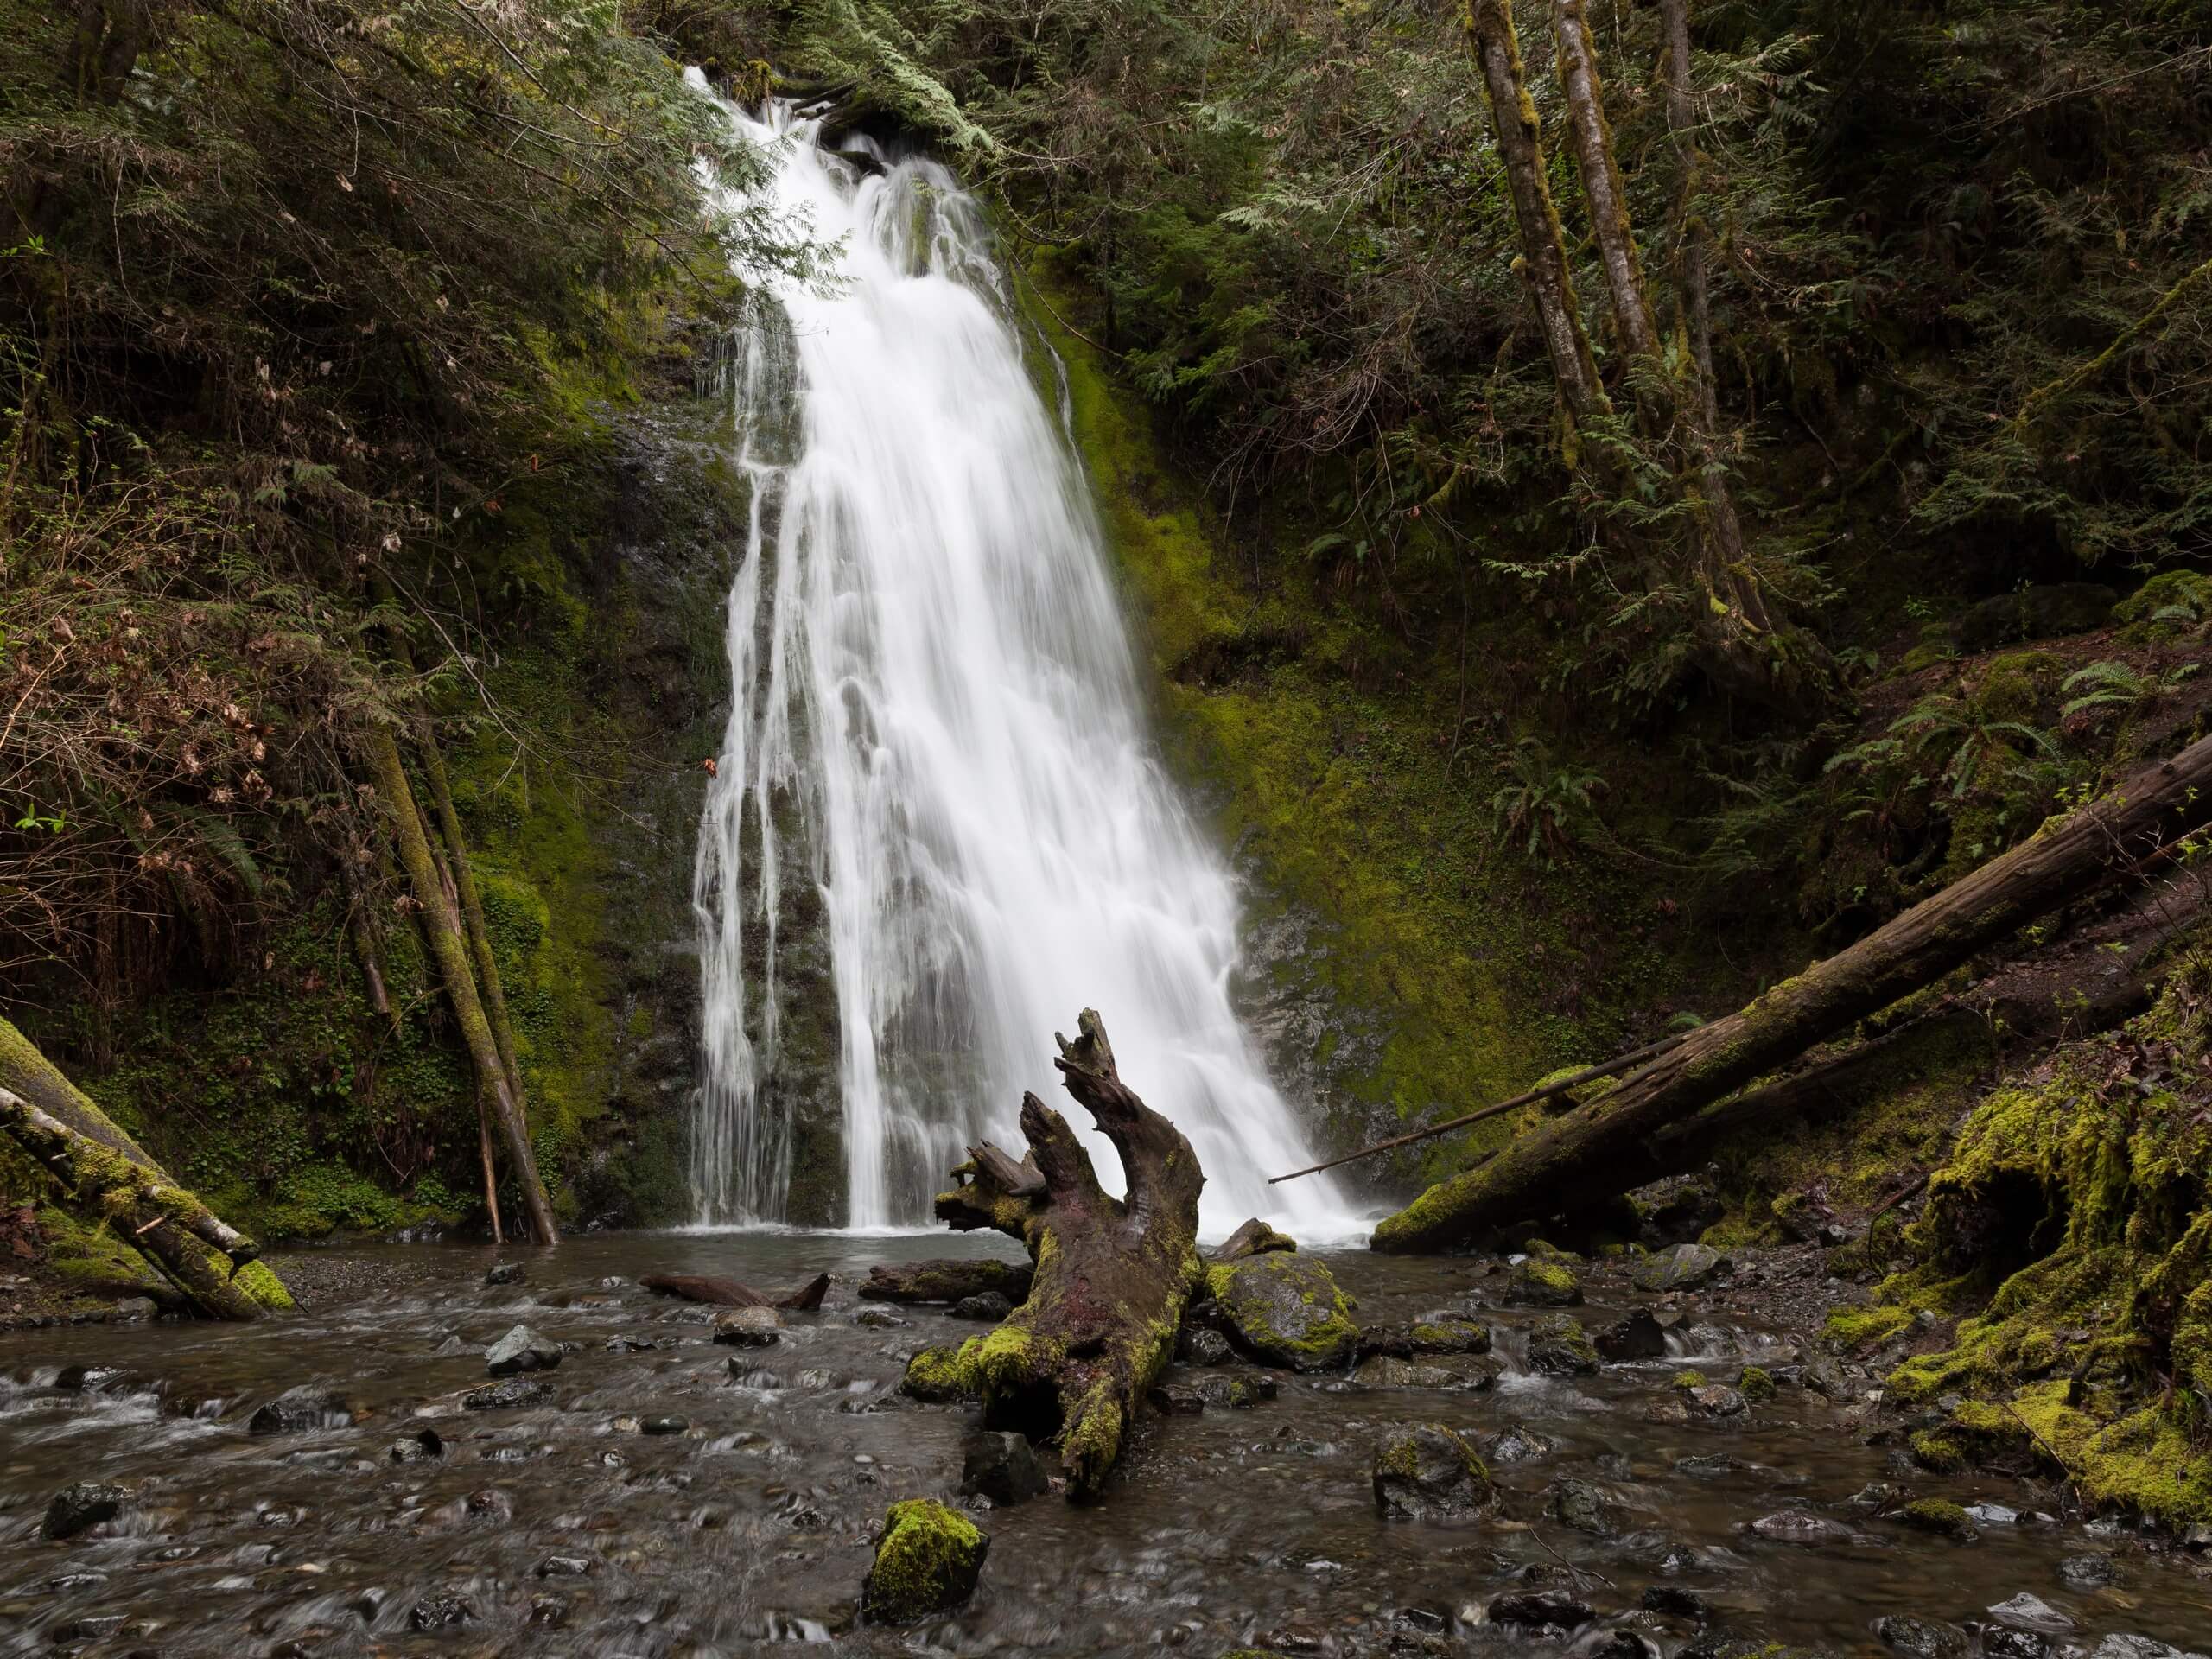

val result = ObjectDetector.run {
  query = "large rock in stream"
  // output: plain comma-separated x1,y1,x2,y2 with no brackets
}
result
861,1498,988,1623
41,1482,124,1541
1371,1423,1497,1520
486,1325,563,1376
1203,1253,1358,1371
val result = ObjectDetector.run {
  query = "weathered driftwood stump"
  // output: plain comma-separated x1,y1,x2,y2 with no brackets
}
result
931,1010,1203,1497
639,1272,830,1310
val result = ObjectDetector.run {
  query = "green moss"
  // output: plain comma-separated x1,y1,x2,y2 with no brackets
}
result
899,1338,985,1402
1824,1304,1912,1350
1671,1369,1707,1391
1909,1430,1967,1474
861,1498,988,1624
1738,1365,1777,1402
1897,1497,1974,1537
2112,569,2212,643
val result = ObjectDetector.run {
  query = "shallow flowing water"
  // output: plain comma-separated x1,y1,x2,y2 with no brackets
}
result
684,83,1355,1238
4,1237,2208,1657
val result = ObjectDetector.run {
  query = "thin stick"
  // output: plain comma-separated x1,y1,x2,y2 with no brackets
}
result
1268,1031,1693,1184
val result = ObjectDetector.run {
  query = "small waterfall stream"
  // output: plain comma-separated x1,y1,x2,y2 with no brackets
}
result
686,84,1355,1237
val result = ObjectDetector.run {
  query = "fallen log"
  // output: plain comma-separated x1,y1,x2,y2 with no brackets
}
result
1,1085,276,1321
640,1272,831,1311
932,1010,1204,1497
859,1258,1035,1306
1372,732,2212,1253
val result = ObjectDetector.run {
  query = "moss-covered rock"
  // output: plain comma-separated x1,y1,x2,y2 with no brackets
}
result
1897,1497,1977,1540
1205,1253,1359,1371
861,1498,988,1624
1370,1422,1496,1519
1504,1257,1584,1306
899,1338,984,1403
1738,1365,1778,1403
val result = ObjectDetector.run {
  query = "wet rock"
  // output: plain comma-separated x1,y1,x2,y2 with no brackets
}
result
1372,1423,1495,1520
1643,1585,1712,1619
1212,1217,1297,1262
55,1364,128,1392
854,1306,908,1330
388,1427,444,1464
1874,1615,1968,1658
1489,1590,1594,1630
861,1498,988,1623
536,1555,593,1578
1982,1628,2054,1659
485,1262,525,1286
41,1481,123,1541
248,1387,355,1434
640,1414,689,1435
961,1432,1048,1506
898,1344,978,1402
2184,1523,2212,1554
1847,1481,1902,1508
1748,1511,1852,1546
528,1592,569,1630
1633,1243,1729,1294
1353,1353,1502,1390
1986,1594,2074,1636
1480,1422,1559,1464
1206,1253,1359,1372
1504,1257,1584,1306
1674,1452,1746,1478
1688,1384,1747,1417
1584,1634,1662,1659
1527,1314,1601,1376
1897,1499,1977,1541
485,1325,563,1376
1406,1313,1491,1355
950,1290,1014,1321
1148,1382,1207,1414
2057,1553,2120,1587
713,1306,784,1346
463,1376,553,1411
409,1592,475,1630
2090,1639,2202,1659
1963,1502,2017,1527
1178,1326,1232,1366
112,1296,157,1320
1195,1371,1276,1409
1596,1308,1669,1362
1545,1478,1627,1536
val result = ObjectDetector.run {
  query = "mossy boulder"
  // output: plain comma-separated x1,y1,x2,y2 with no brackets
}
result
1526,1314,1600,1376
1371,1422,1496,1519
1738,1365,1778,1402
899,1338,983,1402
2113,569,2212,643
1631,1243,1728,1294
861,1498,988,1624
1897,1498,1978,1541
1205,1253,1358,1371
1504,1257,1584,1306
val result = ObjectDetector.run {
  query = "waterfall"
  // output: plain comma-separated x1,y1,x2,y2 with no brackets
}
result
686,82,1356,1239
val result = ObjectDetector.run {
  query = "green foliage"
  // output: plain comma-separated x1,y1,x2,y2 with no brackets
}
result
1489,739,1605,866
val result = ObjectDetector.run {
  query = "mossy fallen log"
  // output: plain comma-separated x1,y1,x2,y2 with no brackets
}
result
0,1020,291,1318
1373,731,2212,1254
932,1010,1204,1497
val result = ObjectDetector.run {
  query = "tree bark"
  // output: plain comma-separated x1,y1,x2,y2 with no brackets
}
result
1464,0,1610,436
1657,0,1718,431
1551,0,1660,363
365,727,559,1245
932,1010,1205,1497
1372,731,2212,1253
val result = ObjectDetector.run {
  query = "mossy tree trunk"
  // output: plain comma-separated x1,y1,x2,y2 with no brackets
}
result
0,1017,291,1318
933,1010,1204,1497
1373,731,2212,1253
365,726,559,1245
1464,0,1610,444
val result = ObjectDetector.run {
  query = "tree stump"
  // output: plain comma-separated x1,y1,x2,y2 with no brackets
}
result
932,1010,1204,1497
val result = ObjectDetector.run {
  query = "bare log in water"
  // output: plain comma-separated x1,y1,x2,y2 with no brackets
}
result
1373,732,2212,1254
640,1272,831,1311
859,1258,1035,1305
932,1010,1205,1497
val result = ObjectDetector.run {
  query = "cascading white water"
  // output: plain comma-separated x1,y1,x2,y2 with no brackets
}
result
687,81,1357,1238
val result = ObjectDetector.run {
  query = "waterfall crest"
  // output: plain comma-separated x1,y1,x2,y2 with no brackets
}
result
687,83,1356,1237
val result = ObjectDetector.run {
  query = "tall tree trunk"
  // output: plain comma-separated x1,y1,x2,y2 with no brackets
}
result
0,1018,292,1318
1658,0,1718,430
1464,0,1610,440
931,1011,1204,1497
365,728,559,1245
1372,730,2212,1253
1551,0,1660,364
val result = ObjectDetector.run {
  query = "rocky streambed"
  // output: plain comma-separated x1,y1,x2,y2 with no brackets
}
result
2,1231,2208,1657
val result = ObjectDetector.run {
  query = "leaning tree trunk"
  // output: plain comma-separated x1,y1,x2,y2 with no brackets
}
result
1464,0,1611,443
933,1011,1204,1497
0,1018,291,1318
365,728,559,1245
1372,730,2212,1253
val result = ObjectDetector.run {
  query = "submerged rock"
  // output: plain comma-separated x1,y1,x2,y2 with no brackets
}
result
1748,1511,1852,1546
1688,1384,1748,1418
1205,1253,1359,1371
1489,1590,1593,1630
861,1498,988,1623
1875,1615,1968,1658
41,1482,123,1541
388,1427,444,1464
1178,1326,1232,1366
1504,1258,1584,1306
640,1414,689,1435
713,1306,784,1346
1545,1477,1626,1536
1148,1381,1207,1414
950,1290,1014,1321
409,1592,475,1630
1633,1243,1728,1293
1371,1423,1495,1520
464,1376,553,1411
1596,1308,1669,1362
1478,1422,1557,1464
962,1431,1049,1506
854,1306,908,1330
485,1325,562,1376
1354,1353,1503,1391
248,1387,355,1435
1527,1314,1601,1376
1212,1217,1297,1262
1986,1594,2075,1635
2056,1553,2120,1587
484,1262,525,1287
1193,1371,1276,1409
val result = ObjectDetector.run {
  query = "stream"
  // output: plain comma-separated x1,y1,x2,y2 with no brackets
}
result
4,1235,2208,1657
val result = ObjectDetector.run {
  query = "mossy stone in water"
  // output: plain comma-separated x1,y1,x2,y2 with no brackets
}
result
1897,1498,1979,1541
1505,1257,1584,1306
1205,1253,1358,1371
1371,1422,1496,1519
861,1498,988,1624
